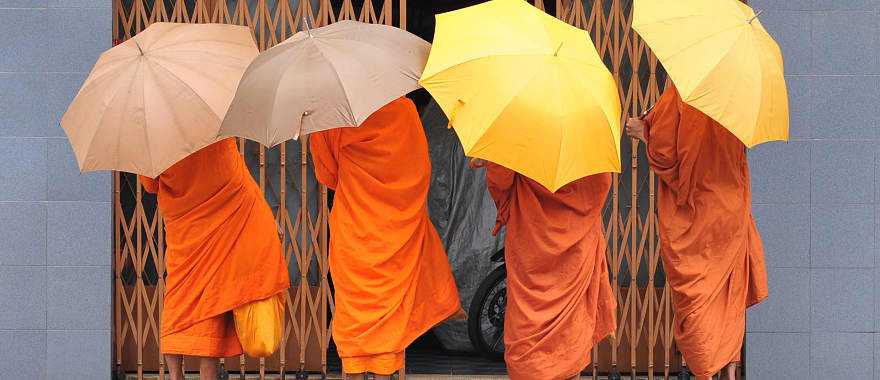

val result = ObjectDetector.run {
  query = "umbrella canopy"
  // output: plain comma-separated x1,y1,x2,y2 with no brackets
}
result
219,20,430,146
632,0,789,147
61,22,258,178
419,0,622,192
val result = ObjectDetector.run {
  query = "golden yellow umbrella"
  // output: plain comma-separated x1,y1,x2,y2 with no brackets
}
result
61,22,258,177
419,0,621,192
632,0,789,147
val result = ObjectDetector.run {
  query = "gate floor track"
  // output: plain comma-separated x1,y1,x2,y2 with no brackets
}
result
130,376,658,380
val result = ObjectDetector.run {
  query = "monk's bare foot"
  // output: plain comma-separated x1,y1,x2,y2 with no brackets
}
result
164,354,183,380
199,357,218,379
725,363,737,379
346,373,366,380
373,374,392,380
443,307,467,322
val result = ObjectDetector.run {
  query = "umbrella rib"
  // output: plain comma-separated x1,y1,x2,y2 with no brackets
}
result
633,13,716,29
151,38,256,50
687,31,752,131
147,59,221,123
138,62,155,174
79,54,141,88
267,57,298,144
310,40,357,126
149,49,255,64
466,60,544,155
71,58,138,105
145,59,222,172
80,64,142,172
422,52,600,84
654,23,743,64
567,68,619,147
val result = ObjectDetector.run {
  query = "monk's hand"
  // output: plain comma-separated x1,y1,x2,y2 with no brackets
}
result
468,158,487,169
626,117,647,143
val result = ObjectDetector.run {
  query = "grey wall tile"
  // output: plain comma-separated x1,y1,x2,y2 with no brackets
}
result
46,8,110,73
0,138,47,202
752,204,809,268
0,266,45,329
759,11,811,75
0,331,46,380
749,0,813,10
809,75,880,139
811,204,873,268
748,268,809,332
47,266,110,330
48,138,109,202
874,264,880,331
811,332,873,379
0,203,46,266
812,268,873,331
0,74,49,138
49,0,111,8
876,334,880,380
0,0,47,8
0,9,48,72
786,76,812,140
745,333,809,380
813,12,878,74
749,141,810,203
47,330,109,379
812,0,878,10
46,73,87,138
47,202,110,266
874,153,880,204
812,141,874,203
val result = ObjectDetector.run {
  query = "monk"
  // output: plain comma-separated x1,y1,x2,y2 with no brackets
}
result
139,138,290,380
471,158,616,380
309,97,462,379
625,84,768,380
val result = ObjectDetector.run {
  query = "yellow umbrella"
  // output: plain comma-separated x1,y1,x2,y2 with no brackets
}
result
61,22,258,177
419,0,621,192
632,0,789,147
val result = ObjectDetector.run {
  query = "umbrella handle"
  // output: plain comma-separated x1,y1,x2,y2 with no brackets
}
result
639,102,655,120
447,99,465,129
302,17,312,37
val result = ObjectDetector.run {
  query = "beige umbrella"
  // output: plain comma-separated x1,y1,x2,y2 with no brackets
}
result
219,20,430,146
61,22,258,178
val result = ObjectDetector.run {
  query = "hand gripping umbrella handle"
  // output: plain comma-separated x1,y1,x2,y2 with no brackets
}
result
302,17,313,37
639,102,656,120
447,99,465,129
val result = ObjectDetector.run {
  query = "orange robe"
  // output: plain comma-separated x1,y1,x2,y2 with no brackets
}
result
309,97,462,375
139,138,290,357
486,165,616,380
644,85,768,378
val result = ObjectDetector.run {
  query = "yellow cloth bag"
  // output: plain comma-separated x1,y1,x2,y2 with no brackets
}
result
233,293,285,357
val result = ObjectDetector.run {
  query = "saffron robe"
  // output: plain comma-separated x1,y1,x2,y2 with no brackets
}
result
309,97,462,375
487,164,616,380
140,138,290,357
644,85,768,377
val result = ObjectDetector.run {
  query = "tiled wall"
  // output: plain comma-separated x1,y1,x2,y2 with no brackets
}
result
0,0,110,376
0,0,873,378
746,0,879,378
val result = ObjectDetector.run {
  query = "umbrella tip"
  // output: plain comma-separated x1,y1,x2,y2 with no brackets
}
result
748,9,764,23
554,41,563,56
134,41,144,55
302,17,313,37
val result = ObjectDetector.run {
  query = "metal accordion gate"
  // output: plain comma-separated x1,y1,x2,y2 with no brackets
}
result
111,0,695,378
